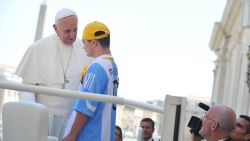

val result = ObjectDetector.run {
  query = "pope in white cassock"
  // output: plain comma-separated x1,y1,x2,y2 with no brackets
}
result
15,8,91,140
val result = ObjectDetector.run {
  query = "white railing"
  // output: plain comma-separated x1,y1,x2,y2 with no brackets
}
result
0,80,163,113
0,79,188,141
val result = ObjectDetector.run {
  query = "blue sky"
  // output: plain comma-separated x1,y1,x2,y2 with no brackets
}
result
0,0,226,101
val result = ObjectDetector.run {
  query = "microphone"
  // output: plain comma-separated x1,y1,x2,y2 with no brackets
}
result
198,102,210,111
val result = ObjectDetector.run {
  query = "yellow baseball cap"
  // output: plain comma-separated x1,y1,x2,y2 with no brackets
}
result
82,21,110,40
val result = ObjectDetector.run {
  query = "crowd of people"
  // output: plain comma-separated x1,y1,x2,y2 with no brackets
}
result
14,6,250,141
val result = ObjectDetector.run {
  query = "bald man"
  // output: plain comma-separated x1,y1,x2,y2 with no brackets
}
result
16,8,91,140
199,104,236,141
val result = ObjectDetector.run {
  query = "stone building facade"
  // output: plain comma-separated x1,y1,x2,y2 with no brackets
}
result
210,0,250,115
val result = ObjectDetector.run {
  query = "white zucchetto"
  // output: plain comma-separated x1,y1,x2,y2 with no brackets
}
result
55,8,76,21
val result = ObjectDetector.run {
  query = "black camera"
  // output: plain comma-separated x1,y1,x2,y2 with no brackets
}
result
187,102,210,134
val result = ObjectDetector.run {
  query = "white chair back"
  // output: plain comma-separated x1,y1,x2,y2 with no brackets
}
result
2,101,57,141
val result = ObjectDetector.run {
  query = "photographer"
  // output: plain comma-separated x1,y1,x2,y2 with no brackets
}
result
192,104,236,141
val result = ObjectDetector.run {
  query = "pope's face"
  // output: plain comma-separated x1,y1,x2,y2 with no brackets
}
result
54,15,78,45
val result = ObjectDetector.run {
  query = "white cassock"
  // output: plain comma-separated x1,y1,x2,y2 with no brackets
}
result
15,33,91,140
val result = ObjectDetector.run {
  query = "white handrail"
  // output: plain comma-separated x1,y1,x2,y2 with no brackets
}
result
0,80,164,113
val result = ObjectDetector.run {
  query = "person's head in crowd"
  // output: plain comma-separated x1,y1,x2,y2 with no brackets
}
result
231,115,250,141
199,104,236,141
140,118,155,141
82,21,111,58
53,8,78,45
115,125,123,141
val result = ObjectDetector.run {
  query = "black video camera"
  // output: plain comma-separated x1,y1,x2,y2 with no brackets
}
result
187,102,210,135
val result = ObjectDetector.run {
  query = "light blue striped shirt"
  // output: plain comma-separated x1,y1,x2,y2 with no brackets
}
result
65,54,118,141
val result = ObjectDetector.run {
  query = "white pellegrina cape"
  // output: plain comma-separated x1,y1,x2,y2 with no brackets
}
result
16,34,91,115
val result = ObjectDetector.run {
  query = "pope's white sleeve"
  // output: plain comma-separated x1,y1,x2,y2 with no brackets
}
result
18,83,36,102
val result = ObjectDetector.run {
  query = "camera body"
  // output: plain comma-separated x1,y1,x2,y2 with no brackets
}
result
187,102,210,134
188,116,202,134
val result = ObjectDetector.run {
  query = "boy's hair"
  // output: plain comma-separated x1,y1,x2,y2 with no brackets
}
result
95,31,110,47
